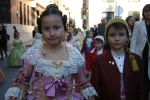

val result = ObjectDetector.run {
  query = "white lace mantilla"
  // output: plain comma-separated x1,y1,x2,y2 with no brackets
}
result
22,43,85,79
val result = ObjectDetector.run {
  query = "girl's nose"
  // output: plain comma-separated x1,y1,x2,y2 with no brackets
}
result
49,29,55,37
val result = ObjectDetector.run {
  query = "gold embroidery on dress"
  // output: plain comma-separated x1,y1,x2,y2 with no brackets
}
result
52,59,63,67
52,59,63,80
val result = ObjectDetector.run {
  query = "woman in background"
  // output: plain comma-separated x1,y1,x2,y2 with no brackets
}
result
125,16,135,47
0,22,7,60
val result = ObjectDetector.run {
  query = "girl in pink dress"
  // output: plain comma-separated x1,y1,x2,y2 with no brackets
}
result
5,4,97,100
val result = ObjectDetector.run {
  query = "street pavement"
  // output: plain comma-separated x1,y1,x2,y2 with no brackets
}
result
0,40,33,100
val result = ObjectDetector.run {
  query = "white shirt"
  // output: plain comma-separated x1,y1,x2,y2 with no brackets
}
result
90,48,103,55
97,49,103,55
111,51,125,74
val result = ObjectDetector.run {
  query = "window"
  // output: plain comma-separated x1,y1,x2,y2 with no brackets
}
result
0,0,11,23
103,0,114,2
31,8,35,26
128,11,140,21
128,0,140,2
27,6,29,25
20,2,22,24
24,4,26,25
102,12,114,22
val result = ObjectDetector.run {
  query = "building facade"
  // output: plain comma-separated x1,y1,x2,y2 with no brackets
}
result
82,0,149,29
0,0,46,45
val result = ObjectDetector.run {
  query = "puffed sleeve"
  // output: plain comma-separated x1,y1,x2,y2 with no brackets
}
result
5,47,40,100
73,49,97,99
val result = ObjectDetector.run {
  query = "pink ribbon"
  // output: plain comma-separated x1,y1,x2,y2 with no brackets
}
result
44,78,67,97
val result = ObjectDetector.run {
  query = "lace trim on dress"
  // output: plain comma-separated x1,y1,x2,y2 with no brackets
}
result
5,87,22,100
22,46,41,65
82,86,98,99
22,43,85,79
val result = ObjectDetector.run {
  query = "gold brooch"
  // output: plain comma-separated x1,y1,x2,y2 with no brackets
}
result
52,59,63,68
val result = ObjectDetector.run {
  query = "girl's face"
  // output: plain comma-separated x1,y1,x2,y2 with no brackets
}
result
107,27,128,52
0,23,2,29
41,14,65,47
73,31,76,36
87,32,93,38
94,40,103,50
128,17,135,26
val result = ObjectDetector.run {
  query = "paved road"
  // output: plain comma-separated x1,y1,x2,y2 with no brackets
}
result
0,45,31,100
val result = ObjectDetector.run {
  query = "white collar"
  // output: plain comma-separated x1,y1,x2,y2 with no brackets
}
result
111,50,125,57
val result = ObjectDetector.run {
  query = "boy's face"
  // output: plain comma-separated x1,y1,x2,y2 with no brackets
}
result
107,27,128,51
94,40,103,50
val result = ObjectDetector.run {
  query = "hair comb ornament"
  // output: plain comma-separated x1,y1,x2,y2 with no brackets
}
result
46,4,59,10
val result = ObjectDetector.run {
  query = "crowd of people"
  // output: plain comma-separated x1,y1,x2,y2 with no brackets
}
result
0,3,149,100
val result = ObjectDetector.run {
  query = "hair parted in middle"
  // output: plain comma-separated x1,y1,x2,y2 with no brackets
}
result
104,18,139,72
38,4,67,34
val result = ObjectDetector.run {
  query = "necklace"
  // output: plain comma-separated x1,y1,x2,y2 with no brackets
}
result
44,42,64,53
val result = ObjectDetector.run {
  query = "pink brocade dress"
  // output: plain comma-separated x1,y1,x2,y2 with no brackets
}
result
5,43,97,100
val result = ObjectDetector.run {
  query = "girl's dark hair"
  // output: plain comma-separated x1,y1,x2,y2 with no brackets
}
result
142,4,150,20
105,22,129,40
38,4,67,34
13,26,19,39
125,16,134,33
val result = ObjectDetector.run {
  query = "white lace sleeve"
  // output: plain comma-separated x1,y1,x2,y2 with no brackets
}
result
5,87,22,100
74,49,85,67
22,47,41,65
82,86,98,99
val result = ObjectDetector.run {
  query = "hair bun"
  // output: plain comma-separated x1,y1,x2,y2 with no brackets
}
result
62,15,67,31
46,4,59,10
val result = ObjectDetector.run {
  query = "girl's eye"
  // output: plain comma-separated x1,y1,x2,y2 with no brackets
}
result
43,27,49,31
119,33,125,36
54,26,59,30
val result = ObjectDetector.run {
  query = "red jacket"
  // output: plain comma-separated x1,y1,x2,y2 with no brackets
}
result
90,50,146,100
86,48,107,72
